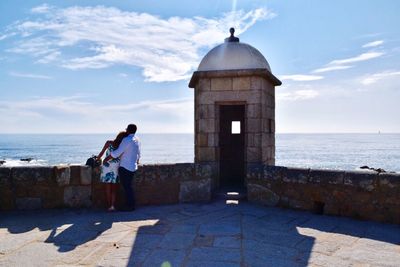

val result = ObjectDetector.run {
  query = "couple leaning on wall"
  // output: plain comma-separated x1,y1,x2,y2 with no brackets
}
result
96,124,141,212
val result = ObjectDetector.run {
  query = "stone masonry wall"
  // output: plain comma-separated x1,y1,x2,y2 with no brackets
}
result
0,163,212,211
247,164,400,224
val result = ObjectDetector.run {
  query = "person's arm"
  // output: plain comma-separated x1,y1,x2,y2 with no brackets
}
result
104,137,127,165
97,140,112,159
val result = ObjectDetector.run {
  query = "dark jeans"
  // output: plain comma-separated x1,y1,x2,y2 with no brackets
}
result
119,167,135,209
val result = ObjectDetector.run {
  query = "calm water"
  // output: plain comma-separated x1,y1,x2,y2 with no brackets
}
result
0,133,399,172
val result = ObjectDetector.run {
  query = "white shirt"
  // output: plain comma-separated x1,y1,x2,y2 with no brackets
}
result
111,134,141,172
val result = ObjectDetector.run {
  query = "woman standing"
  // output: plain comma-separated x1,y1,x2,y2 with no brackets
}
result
97,131,128,211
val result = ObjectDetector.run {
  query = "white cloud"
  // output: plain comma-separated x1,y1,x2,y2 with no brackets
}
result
9,71,52,79
280,74,323,81
312,65,353,73
360,70,400,85
277,89,319,101
31,4,52,14
5,5,274,82
328,51,384,66
362,40,384,48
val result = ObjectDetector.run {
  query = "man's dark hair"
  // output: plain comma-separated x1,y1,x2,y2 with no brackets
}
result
126,124,137,134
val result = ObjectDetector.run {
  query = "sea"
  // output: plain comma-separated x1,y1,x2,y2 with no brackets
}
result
0,133,399,173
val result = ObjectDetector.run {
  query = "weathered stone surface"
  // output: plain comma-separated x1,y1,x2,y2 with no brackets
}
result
198,91,261,105
211,77,232,91
246,163,263,180
247,118,261,133
247,104,261,118
197,147,216,161
171,163,194,182
263,165,286,181
232,77,250,90
344,171,377,191
246,147,261,162
198,119,216,133
0,167,11,187
198,78,211,91
80,166,92,185
196,133,208,146
309,169,345,185
63,185,91,207
179,178,211,202
54,166,70,186
282,167,310,184
247,183,279,206
250,76,262,90
12,167,54,186
378,172,400,189
69,165,82,185
195,163,213,180
15,197,41,210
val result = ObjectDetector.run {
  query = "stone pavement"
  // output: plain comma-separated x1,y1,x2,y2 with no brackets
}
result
0,201,399,267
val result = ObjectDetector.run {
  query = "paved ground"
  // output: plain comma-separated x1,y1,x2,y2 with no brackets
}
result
0,201,399,267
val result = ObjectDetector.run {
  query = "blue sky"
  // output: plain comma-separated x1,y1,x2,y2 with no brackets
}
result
0,0,399,133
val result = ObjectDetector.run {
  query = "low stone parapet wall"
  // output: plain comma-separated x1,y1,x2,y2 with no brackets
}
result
0,163,212,211
246,165,400,224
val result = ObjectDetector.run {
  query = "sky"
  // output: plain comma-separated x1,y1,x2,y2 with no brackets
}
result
0,0,399,133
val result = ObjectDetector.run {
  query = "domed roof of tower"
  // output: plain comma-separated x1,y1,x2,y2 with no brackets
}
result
197,28,271,72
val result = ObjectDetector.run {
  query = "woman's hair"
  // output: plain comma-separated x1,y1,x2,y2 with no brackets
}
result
112,131,128,149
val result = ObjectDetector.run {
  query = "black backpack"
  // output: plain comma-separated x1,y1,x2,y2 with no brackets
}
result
85,155,101,168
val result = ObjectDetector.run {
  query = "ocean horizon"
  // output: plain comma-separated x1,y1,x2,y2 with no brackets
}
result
0,133,399,173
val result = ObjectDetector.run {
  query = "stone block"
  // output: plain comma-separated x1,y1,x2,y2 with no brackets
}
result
64,186,91,207
199,78,211,91
262,133,274,147
199,119,215,133
207,133,218,147
195,163,213,180
80,166,92,185
247,183,279,206
310,169,345,185
246,163,263,180
12,167,54,186
69,165,82,185
171,163,194,181
197,104,208,120
282,167,310,184
261,146,274,163
344,171,378,191
54,166,70,186
179,178,211,202
246,147,261,162
207,105,216,119
247,118,261,133
232,77,250,90
197,147,216,162
15,197,41,210
196,133,208,146
250,77,262,90
264,165,287,181
378,173,400,189
211,77,232,91
264,107,275,119
247,104,261,118
247,133,261,147
0,167,11,186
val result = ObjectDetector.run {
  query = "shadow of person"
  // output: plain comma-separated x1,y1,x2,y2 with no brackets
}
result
0,209,114,253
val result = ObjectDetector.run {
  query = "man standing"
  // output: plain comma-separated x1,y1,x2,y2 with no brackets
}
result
103,124,140,211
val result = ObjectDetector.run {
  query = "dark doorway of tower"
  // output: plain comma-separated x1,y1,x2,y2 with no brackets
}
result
218,104,246,203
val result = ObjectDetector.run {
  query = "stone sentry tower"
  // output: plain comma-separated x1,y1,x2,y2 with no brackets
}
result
189,28,281,191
